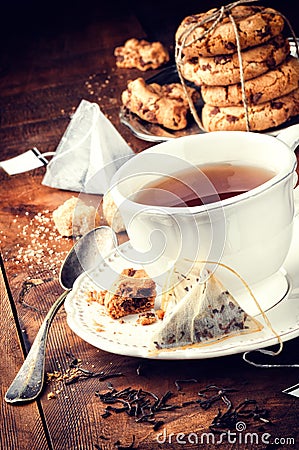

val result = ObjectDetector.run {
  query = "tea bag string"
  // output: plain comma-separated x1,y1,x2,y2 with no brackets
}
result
183,258,298,368
243,349,299,368
175,0,299,133
196,259,283,353
175,0,256,132
229,12,250,131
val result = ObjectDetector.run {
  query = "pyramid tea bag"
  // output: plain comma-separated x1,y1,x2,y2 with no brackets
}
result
42,99,134,194
152,261,263,351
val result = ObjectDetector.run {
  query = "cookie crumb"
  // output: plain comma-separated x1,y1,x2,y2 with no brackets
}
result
137,312,157,325
156,309,165,320
47,391,57,400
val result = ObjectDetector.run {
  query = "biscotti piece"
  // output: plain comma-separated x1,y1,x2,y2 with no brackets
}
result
201,87,299,132
53,197,98,237
181,35,290,87
114,38,169,71
201,56,299,106
104,268,156,319
122,77,198,130
176,5,285,57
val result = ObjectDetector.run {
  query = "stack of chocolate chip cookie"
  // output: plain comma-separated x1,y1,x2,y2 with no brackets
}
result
176,4,299,131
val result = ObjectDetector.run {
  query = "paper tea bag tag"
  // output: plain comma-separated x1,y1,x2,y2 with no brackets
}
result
0,148,52,175
283,383,299,397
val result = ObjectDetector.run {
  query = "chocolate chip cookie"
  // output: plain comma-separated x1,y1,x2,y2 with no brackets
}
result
121,77,198,130
114,38,169,71
201,56,299,106
181,35,290,86
176,5,285,57
201,87,299,132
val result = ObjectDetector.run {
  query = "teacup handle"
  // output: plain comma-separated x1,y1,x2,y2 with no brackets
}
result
282,184,299,286
276,124,299,152
294,184,299,216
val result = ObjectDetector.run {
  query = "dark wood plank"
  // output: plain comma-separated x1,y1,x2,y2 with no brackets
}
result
0,260,49,450
41,332,299,449
1,1,299,449
1,164,297,449
0,5,152,449
0,8,151,159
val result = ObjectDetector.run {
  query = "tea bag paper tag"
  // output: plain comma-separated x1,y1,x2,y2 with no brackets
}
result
283,383,299,397
0,148,48,175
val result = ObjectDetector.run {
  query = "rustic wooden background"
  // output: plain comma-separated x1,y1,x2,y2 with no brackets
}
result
1,1,299,449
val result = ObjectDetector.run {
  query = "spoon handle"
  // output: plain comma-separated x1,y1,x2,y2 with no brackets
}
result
5,290,69,403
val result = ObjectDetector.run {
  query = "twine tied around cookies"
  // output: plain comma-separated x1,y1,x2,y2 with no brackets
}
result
175,0,299,132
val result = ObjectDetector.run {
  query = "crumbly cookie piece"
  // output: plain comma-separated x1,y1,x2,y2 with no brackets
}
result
114,38,169,71
201,87,299,132
52,197,99,237
181,35,290,87
176,5,285,57
137,312,157,326
121,77,198,130
201,56,299,106
102,190,126,233
87,290,106,306
104,268,156,319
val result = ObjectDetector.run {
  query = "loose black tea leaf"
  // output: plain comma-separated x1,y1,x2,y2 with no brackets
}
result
174,378,198,391
153,420,165,431
209,398,271,432
99,435,109,440
197,385,237,410
96,386,179,429
97,372,123,381
64,368,123,385
114,435,136,449
95,381,271,435
136,363,145,376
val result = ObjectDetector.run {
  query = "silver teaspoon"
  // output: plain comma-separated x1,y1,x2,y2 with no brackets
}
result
5,226,117,403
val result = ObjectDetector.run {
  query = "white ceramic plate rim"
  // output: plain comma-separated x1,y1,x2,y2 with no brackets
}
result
64,241,299,360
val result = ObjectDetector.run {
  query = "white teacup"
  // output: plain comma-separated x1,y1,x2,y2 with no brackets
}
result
110,130,299,305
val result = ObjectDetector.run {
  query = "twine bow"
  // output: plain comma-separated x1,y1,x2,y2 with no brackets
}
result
175,0,299,132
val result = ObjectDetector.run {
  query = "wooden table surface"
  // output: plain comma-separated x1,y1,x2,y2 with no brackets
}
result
1,1,299,449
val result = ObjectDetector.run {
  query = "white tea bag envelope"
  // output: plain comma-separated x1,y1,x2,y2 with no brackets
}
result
42,99,135,194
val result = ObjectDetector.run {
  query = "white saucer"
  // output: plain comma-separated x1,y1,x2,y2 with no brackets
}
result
64,217,299,360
